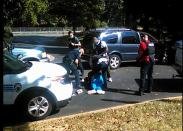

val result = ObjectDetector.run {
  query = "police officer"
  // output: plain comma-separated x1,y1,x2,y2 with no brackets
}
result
63,49,83,95
136,34,155,96
93,36,112,83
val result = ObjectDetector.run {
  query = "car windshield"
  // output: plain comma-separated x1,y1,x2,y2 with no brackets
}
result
4,53,30,72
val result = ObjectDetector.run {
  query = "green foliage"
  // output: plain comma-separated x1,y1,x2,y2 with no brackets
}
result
95,20,108,28
3,0,25,26
3,0,23,51
3,26,13,51
21,0,49,26
48,0,105,30
104,0,125,27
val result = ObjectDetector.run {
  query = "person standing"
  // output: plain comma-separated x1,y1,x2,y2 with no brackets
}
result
136,34,155,96
68,31,84,82
63,49,83,95
93,36,112,83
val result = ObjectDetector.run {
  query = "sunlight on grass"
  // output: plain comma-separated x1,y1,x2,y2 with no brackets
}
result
4,97,182,131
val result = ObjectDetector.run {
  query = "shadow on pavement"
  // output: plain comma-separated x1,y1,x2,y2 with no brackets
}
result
105,88,137,95
120,62,139,67
135,78,183,93
2,106,29,127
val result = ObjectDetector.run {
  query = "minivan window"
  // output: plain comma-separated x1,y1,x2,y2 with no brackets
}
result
140,32,157,43
101,34,118,44
122,31,139,44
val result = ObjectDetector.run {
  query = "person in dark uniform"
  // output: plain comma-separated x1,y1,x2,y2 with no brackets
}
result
68,31,84,82
63,49,83,95
136,34,155,96
93,36,112,83
68,31,81,50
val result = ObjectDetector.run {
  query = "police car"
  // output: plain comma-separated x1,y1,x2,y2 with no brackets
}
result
12,44,49,62
3,53,73,120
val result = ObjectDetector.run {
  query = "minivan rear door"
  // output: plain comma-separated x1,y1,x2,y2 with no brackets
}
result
120,31,140,61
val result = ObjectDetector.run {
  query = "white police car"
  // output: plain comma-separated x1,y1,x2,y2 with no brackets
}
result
12,45,49,62
3,53,73,120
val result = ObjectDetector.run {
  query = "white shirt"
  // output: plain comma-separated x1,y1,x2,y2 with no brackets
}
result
97,57,108,64
96,40,108,57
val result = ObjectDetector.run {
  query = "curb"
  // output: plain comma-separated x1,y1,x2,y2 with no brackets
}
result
37,96,182,124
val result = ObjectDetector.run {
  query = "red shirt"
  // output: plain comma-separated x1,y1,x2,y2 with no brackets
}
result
138,40,150,63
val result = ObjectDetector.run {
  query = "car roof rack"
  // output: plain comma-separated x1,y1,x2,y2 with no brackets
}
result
90,27,132,32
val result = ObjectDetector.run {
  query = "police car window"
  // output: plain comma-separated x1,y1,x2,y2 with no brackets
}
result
3,54,27,72
101,34,118,44
122,31,139,44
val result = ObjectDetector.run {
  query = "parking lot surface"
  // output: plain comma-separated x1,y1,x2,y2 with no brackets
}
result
47,60,182,119
3,54,182,127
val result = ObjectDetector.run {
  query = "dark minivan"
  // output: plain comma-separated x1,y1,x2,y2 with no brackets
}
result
82,28,158,69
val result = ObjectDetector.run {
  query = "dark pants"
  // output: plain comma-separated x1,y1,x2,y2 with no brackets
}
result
107,64,111,78
99,62,108,89
64,63,81,90
78,59,84,78
102,70,107,89
139,61,154,92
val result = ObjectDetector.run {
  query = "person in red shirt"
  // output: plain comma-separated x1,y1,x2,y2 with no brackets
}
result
136,34,155,96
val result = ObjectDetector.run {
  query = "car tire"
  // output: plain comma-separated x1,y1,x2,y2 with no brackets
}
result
19,91,54,121
109,54,121,69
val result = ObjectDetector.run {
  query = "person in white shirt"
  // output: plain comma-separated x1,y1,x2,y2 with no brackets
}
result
93,36,112,82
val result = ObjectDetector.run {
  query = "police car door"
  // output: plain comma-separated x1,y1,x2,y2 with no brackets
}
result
3,54,23,105
3,68,18,105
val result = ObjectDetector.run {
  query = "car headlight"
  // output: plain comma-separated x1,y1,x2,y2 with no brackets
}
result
41,52,47,58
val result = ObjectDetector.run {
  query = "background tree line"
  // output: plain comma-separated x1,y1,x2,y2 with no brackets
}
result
3,0,182,46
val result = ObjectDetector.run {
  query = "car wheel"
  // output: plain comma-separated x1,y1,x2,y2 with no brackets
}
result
20,91,53,121
110,54,121,69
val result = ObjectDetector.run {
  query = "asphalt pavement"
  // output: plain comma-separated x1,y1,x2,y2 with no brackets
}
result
3,54,182,127
47,60,182,120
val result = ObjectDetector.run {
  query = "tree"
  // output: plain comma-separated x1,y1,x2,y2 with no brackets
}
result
103,0,125,27
3,0,25,26
20,0,49,26
3,0,25,50
124,0,183,64
124,0,183,38
48,0,105,31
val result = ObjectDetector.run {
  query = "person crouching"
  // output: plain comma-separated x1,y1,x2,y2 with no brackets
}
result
87,56,108,95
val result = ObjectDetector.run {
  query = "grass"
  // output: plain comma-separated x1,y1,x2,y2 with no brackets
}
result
4,97,182,131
